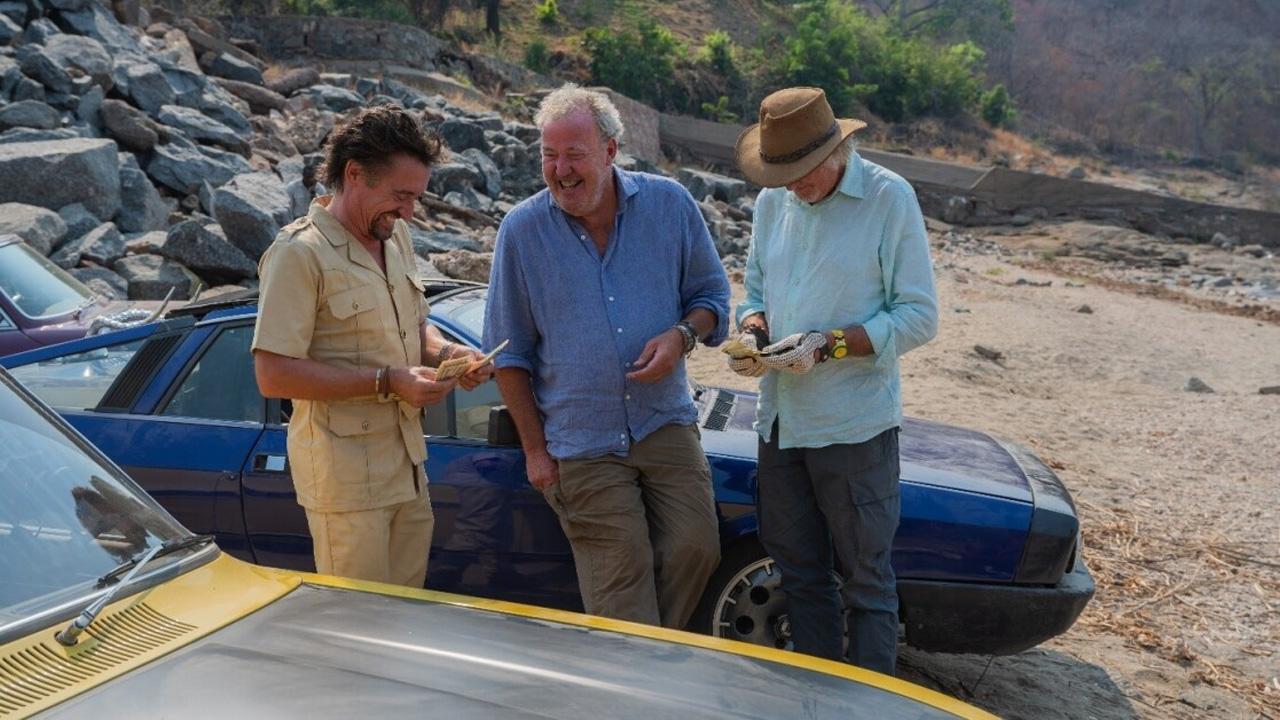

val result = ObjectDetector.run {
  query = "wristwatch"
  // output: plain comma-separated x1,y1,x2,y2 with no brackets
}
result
673,321,698,356
830,329,848,359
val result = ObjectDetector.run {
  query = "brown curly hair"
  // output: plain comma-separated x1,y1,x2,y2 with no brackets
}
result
318,105,446,192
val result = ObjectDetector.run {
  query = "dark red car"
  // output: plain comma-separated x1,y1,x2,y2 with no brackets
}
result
0,234,164,356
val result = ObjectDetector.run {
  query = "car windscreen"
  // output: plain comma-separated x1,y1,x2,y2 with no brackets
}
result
440,290,486,342
0,372,187,618
0,241,95,319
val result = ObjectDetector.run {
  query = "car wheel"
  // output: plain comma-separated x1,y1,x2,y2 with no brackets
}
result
690,539,793,651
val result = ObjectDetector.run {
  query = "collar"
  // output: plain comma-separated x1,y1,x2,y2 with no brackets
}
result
545,165,638,216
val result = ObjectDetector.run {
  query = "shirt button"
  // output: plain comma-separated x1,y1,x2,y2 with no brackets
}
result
616,328,622,333
400,330,407,339
609,296,615,301
361,420,370,430
353,301,360,310
625,394,631,400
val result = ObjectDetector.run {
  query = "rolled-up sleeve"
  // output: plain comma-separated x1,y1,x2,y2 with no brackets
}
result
680,195,731,345
862,190,938,369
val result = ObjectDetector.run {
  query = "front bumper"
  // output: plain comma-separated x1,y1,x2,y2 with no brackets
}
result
898,550,1095,655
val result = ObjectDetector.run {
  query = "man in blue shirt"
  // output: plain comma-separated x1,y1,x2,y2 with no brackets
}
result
484,84,730,629
730,87,939,675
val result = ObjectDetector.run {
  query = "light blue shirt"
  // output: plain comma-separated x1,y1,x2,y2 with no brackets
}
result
485,167,730,460
737,149,938,449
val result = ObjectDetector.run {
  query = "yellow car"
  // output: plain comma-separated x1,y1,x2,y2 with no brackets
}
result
0,368,992,719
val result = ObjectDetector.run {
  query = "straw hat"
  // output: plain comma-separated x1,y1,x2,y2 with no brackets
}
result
734,87,866,188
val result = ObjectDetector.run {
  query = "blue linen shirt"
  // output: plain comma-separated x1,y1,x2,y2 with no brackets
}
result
737,149,938,449
484,167,730,461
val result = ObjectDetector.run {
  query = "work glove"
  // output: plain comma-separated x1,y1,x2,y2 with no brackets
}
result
759,331,828,374
724,327,769,377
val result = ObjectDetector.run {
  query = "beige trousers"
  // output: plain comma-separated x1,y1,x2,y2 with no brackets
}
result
547,424,721,629
305,485,435,588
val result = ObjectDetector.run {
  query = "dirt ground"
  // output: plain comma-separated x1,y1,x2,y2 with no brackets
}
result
685,223,1280,719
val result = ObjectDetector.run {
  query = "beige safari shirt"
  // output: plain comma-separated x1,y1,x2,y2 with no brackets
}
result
252,199,430,513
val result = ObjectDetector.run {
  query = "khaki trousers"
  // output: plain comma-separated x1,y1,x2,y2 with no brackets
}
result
305,485,435,588
547,424,720,629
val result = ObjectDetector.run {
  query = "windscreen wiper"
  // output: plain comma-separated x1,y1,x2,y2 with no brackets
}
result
56,534,217,646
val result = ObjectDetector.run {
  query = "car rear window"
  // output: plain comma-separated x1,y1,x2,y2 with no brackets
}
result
8,338,146,410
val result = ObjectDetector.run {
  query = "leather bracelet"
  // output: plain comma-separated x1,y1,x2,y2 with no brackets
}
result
673,321,697,356
379,366,391,397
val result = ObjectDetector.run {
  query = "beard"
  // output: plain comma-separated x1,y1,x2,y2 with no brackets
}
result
370,212,397,242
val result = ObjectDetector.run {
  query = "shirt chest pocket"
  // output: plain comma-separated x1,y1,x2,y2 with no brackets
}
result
322,283,386,357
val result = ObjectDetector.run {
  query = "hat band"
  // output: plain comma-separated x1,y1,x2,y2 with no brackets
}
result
759,121,839,164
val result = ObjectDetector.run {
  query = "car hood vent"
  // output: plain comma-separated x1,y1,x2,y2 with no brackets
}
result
0,602,196,715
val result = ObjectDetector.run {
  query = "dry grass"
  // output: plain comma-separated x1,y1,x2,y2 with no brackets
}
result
1076,500,1280,716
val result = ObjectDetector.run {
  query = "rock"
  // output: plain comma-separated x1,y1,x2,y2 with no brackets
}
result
157,103,250,155
202,51,264,85
44,33,114,91
266,66,321,96
1260,386,1280,395
974,345,1004,362
116,160,170,233
58,203,101,244
431,249,492,283
208,171,291,260
1185,377,1214,393
438,118,489,154
99,98,162,153
0,100,61,131
160,219,257,282
70,265,129,299
111,252,200,300
0,138,121,221
1075,304,1093,314
51,221,124,268
0,203,67,255
214,77,286,115
146,134,254,195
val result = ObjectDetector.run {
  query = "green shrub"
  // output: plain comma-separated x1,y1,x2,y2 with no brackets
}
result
581,19,683,108
536,0,559,26
700,95,739,124
696,30,738,79
524,38,550,74
980,83,1018,128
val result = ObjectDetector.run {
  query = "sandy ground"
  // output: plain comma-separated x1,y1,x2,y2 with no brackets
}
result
686,227,1280,719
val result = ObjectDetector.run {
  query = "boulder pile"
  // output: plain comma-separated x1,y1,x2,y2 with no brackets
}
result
0,1,757,300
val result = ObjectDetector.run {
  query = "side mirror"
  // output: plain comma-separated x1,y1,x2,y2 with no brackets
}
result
487,405,521,447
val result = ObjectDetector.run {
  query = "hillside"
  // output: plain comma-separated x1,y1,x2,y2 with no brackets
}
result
433,0,1279,213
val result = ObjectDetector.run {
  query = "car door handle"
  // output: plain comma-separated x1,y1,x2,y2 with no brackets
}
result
253,454,288,472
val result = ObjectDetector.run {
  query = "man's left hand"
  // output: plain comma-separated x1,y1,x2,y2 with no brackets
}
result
626,328,684,382
759,332,828,374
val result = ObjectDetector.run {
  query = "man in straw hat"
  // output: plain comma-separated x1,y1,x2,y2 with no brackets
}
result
728,87,938,674
484,83,729,630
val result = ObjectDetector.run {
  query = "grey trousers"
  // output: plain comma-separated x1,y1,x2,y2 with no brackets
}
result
757,424,901,675
546,424,721,629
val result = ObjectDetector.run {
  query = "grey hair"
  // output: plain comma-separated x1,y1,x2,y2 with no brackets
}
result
823,134,859,172
534,83,625,145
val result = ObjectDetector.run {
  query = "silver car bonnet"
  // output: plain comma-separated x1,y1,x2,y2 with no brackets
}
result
41,583,962,719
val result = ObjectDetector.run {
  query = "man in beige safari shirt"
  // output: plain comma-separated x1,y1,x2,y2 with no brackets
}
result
253,105,492,588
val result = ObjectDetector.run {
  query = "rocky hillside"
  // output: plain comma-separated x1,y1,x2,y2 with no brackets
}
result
0,1,755,302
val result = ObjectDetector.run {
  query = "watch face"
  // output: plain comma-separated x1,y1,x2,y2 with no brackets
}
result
832,346,848,359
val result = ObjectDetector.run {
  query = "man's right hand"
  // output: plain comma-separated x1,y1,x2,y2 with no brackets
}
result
390,366,458,407
525,448,560,491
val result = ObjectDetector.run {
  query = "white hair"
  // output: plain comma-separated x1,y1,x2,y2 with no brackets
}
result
534,82,625,145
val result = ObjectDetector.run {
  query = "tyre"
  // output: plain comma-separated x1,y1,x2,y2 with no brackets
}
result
688,539,793,650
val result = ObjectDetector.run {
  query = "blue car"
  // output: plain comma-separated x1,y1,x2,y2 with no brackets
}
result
2,282,1093,656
